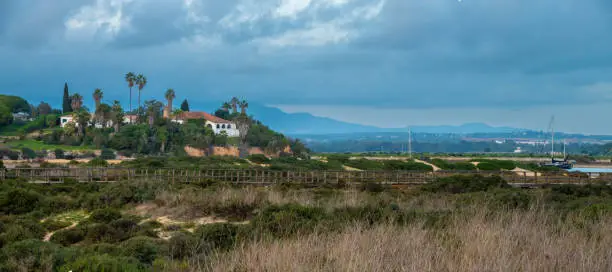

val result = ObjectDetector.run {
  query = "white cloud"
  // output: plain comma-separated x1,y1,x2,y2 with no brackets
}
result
257,22,351,47
275,0,313,18
64,0,132,42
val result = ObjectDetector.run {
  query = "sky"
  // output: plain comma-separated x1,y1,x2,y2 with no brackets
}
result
1,0,612,133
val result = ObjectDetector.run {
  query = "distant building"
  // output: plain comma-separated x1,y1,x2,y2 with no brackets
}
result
173,111,240,137
123,115,138,124
12,112,32,122
60,113,112,128
60,114,74,127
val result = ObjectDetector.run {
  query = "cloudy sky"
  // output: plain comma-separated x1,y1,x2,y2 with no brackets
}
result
1,0,612,133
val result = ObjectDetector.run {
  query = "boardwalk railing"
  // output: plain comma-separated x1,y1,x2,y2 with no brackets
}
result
0,168,609,185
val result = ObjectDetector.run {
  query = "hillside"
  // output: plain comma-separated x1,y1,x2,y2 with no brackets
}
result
0,95,30,125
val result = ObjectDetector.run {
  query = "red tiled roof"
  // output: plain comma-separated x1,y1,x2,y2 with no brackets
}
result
178,111,231,123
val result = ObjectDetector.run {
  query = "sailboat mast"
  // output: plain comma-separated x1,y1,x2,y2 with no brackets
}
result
408,128,412,159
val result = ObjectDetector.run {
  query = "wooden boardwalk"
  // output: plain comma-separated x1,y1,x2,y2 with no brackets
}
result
0,168,610,186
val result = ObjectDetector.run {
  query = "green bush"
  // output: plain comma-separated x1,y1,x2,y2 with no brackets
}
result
88,157,109,167
122,236,164,265
422,175,510,194
20,147,37,160
193,223,241,251
41,219,72,232
251,204,328,238
166,232,194,259
100,149,116,160
0,239,59,272
248,154,270,164
383,160,433,171
50,228,85,246
58,254,144,272
0,222,46,247
431,159,476,171
0,188,43,214
84,223,121,243
90,208,122,223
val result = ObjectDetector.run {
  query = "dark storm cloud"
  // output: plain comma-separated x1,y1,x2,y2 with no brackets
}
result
1,0,612,115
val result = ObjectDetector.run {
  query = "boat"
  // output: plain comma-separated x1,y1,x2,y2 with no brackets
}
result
539,116,574,170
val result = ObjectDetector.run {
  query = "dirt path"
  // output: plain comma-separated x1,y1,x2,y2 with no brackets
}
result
414,159,441,171
43,222,78,242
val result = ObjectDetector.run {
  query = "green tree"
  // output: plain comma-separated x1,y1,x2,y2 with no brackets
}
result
230,97,239,113
172,108,183,121
96,103,112,127
93,88,103,111
125,72,136,113
70,93,83,112
238,99,249,115
111,100,124,133
74,109,90,136
157,126,169,153
62,82,72,113
222,102,231,112
21,147,36,160
135,74,147,118
164,89,175,118
37,102,52,115
180,99,190,112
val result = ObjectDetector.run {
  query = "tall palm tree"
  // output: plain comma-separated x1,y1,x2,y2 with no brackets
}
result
125,72,136,113
164,89,176,118
230,97,239,113
222,102,232,112
70,93,83,112
135,74,147,117
73,110,90,136
111,100,124,133
238,100,249,115
93,89,103,111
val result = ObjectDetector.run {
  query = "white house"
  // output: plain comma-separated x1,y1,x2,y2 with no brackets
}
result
173,112,240,137
60,113,112,129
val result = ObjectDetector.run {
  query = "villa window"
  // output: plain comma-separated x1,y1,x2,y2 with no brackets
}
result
222,124,226,129
216,124,220,129
227,125,231,129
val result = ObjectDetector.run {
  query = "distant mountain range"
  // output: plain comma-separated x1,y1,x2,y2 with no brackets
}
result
244,104,527,135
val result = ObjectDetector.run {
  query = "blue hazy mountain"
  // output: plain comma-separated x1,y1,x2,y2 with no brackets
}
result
243,104,525,135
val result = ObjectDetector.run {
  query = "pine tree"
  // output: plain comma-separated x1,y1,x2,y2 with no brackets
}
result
180,99,190,112
62,83,72,113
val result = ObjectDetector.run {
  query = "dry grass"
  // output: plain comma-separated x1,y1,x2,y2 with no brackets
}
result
151,186,453,220
209,208,612,272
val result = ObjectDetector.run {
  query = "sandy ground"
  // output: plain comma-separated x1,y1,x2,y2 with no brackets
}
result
414,159,441,171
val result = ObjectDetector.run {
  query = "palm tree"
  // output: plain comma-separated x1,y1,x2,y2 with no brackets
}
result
164,89,176,118
222,102,232,112
157,126,169,153
73,110,90,136
230,97,239,113
172,108,184,122
125,72,136,113
70,93,83,112
93,89,103,110
111,100,124,133
96,103,112,128
238,100,249,115
135,74,147,117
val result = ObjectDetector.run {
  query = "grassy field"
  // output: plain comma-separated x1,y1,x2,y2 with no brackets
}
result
0,175,611,271
4,139,95,151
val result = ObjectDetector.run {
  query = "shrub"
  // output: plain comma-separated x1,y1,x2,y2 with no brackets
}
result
57,254,143,272
84,223,121,243
54,149,65,159
251,204,328,238
90,208,122,223
20,147,37,160
122,236,163,265
0,239,59,272
41,219,72,232
193,223,241,251
50,228,85,246
110,218,141,241
248,154,270,164
0,188,43,214
0,223,46,247
361,182,385,193
100,149,116,160
88,157,109,167
422,175,510,194
383,160,433,171
166,232,194,259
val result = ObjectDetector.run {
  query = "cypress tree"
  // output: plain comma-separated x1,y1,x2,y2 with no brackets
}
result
180,99,190,112
62,83,72,113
